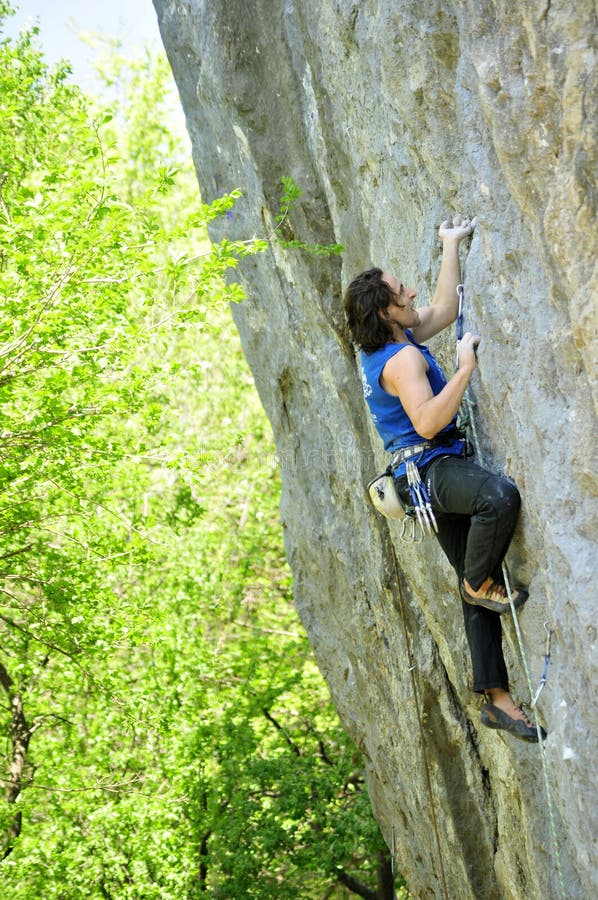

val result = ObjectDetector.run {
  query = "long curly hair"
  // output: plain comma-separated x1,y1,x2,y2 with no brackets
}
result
343,267,396,353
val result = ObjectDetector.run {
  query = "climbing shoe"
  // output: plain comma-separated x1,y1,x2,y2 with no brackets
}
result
461,578,528,615
481,703,547,743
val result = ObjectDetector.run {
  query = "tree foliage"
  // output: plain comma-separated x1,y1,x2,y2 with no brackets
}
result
0,9,406,898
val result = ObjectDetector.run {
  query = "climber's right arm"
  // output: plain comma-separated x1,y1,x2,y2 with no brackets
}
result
381,334,479,440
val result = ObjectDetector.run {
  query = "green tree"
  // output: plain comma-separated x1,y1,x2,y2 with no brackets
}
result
0,9,247,873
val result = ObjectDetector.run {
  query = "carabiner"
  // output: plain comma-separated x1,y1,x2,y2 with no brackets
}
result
420,479,438,534
456,283,464,341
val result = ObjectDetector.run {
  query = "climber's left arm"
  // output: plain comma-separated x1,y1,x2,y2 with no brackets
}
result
412,216,476,343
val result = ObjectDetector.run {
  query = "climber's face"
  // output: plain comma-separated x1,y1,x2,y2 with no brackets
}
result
381,273,420,329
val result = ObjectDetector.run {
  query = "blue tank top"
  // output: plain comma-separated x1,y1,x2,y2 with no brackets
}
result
360,330,463,475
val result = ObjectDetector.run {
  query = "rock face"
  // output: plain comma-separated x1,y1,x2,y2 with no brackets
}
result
154,2,596,896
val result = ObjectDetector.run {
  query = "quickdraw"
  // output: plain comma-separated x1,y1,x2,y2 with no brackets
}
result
532,623,554,708
405,460,438,536
455,281,464,367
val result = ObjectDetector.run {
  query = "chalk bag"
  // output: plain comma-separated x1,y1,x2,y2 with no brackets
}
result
367,471,405,520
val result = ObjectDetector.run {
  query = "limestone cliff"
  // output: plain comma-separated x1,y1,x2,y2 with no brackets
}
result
154,2,597,896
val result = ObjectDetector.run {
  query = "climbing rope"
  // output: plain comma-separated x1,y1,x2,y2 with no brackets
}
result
502,574,566,899
388,540,450,900
456,251,566,899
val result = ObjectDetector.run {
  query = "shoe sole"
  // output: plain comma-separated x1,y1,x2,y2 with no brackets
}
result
461,586,529,615
481,705,545,743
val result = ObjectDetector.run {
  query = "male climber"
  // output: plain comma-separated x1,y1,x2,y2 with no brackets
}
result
343,216,545,742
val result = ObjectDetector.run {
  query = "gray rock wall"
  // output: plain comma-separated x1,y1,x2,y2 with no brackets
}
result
154,1,597,897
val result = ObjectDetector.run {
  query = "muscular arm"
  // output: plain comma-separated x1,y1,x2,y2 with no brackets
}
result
381,336,479,440
412,216,476,343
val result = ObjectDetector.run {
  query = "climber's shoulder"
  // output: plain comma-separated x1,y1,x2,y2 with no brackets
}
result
380,344,427,395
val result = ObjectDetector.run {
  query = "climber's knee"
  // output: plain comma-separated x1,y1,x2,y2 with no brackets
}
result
496,477,520,515
478,475,521,522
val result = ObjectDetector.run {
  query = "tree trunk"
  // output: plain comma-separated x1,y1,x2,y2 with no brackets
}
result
337,868,378,900
376,849,396,900
0,661,31,858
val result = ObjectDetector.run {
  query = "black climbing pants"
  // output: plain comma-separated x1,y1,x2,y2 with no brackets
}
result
396,454,521,693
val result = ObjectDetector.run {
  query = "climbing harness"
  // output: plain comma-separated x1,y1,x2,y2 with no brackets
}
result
367,460,438,542
456,259,566,900
367,440,450,539
532,623,554,708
